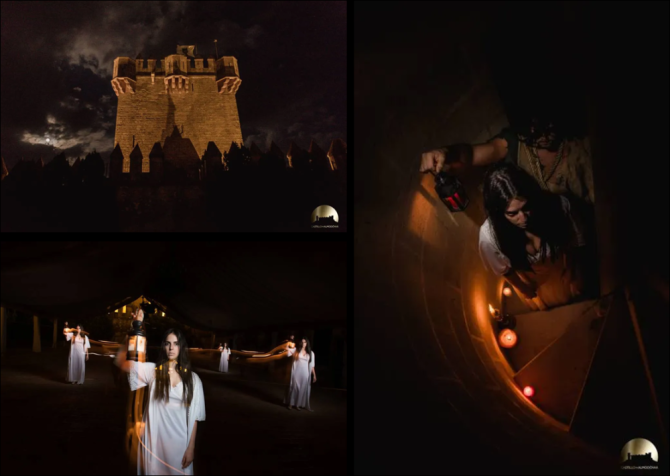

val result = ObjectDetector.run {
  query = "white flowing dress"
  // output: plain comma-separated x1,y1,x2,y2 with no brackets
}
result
66,333,90,384
218,348,231,373
129,362,206,475
284,348,315,410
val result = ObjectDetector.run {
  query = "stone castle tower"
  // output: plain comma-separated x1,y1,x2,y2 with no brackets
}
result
110,45,243,181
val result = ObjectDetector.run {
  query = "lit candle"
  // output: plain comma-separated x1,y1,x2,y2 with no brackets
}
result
498,329,517,348
523,386,535,397
503,287,512,297
488,304,500,320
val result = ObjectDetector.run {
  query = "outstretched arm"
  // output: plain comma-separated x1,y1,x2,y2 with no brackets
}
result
419,138,508,174
114,345,133,373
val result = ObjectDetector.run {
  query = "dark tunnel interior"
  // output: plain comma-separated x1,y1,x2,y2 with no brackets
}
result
355,1,668,474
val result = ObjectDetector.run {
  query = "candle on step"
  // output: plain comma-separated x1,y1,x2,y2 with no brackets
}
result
498,329,517,348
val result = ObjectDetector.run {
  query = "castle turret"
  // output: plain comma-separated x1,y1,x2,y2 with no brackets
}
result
112,57,136,96
216,56,242,94
164,53,190,94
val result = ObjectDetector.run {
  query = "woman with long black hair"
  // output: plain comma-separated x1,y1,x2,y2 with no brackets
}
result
479,162,587,310
284,337,316,411
115,328,206,475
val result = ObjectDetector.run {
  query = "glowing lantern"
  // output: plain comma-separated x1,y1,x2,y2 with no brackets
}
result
433,171,469,212
523,386,535,397
498,329,517,348
503,287,512,297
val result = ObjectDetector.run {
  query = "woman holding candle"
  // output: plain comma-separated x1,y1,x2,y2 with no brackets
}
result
115,328,206,475
479,162,588,310
64,324,90,384
284,338,316,411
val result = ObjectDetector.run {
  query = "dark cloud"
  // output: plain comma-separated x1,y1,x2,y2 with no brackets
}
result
1,1,346,170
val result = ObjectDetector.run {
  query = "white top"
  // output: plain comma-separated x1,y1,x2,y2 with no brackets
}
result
479,195,585,276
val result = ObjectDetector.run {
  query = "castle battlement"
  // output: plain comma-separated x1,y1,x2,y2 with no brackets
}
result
113,53,240,95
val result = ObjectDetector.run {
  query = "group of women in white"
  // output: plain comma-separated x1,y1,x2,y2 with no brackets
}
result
62,321,317,474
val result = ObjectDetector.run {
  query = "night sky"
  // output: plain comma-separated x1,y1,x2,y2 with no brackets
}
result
0,1,347,170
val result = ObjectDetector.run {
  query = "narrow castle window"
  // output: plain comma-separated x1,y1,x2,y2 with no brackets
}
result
123,158,130,173
142,157,150,173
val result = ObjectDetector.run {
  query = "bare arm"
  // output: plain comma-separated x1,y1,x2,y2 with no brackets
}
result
188,421,197,451
420,138,508,173
472,138,508,166
114,345,133,373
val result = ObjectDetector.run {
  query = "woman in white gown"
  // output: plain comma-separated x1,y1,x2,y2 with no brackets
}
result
284,338,317,411
64,325,90,384
217,343,231,373
115,328,206,475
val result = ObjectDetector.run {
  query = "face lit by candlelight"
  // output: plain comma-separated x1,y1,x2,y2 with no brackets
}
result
165,333,180,360
505,197,531,229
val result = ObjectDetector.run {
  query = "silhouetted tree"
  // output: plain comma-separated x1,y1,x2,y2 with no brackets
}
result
43,153,73,187
80,150,106,184
258,152,285,173
224,142,252,173
291,149,311,172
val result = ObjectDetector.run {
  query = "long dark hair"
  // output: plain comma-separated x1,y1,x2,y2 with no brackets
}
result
294,338,312,364
154,328,194,407
483,163,570,271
